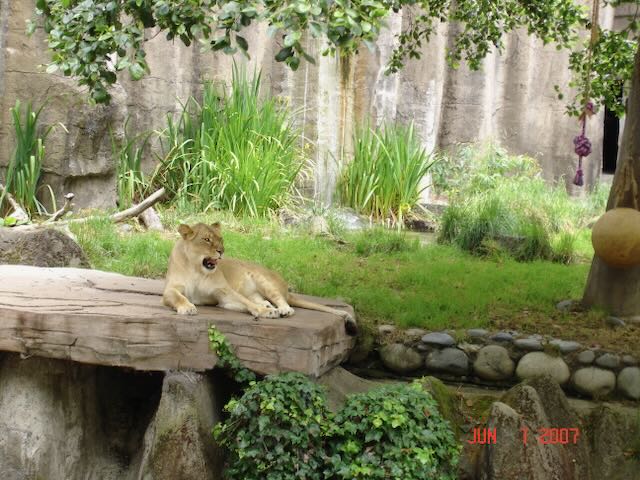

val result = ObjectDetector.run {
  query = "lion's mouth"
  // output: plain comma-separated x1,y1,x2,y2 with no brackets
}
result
202,257,218,270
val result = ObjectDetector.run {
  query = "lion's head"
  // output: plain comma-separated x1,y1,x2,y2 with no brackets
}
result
177,222,225,273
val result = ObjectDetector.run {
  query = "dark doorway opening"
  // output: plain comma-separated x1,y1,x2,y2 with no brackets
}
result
602,93,623,174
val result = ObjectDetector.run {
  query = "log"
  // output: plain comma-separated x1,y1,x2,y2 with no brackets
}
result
111,187,165,223
0,265,355,376
0,182,29,222
139,206,163,231
45,193,75,223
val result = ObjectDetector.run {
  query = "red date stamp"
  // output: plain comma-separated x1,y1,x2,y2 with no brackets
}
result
468,427,581,445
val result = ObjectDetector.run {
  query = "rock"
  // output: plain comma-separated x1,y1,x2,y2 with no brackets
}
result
309,215,330,235
467,328,489,339
548,339,581,354
516,352,570,385
379,343,423,374
0,228,90,268
605,316,626,328
489,332,514,344
556,299,578,312
139,371,224,480
425,348,469,375
577,350,596,365
404,328,427,338
477,398,578,480
421,332,455,348
622,354,638,366
572,367,616,397
331,208,368,231
591,208,640,267
347,330,375,365
514,338,543,351
617,367,640,400
474,345,515,381
317,367,382,412
377,324,396,335
458,342,481,354
595,353,620,369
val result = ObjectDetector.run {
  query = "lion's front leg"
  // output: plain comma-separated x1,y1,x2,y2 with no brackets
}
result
215,288,279,319
163,284,198,315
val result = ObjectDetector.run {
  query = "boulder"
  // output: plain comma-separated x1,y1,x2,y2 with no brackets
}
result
572,367,616,398
379,343,423,374
515,352,570,385
0,228,89,268
617,367,640,400
591,208,640,267
474,345,515,381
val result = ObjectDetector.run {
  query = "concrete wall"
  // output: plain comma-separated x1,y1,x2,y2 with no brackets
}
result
0,1,621,208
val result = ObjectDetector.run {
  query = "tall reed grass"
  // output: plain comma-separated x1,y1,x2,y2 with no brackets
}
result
113,117,151,208
1,100,53,217
151,65,304,216
337,122,433,226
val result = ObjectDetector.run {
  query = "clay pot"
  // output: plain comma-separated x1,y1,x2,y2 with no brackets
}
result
592,208,640,267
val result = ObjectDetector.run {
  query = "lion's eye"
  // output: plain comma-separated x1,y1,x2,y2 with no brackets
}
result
203,238,210,243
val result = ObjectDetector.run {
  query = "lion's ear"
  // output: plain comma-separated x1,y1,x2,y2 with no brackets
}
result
211,222,221,233
178,224,194,239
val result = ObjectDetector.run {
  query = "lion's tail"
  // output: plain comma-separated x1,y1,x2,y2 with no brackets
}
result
287,293,358,336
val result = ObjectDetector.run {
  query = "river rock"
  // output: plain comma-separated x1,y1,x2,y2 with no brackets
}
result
605,316,626,328
617,367,640,400
515,352,570,385
514,338,543,351
549,339,581,354
577,350,596,365
595,353,620,369
467,328,489,339
379,343,423,374
421,332,455,347
377,324,396,335
622,355,638,366
572,367,616,397
489,332,514,344
425,348,469,375
474,345,515,381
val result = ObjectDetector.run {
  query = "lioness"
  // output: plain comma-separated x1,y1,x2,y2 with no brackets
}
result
163,222,357,335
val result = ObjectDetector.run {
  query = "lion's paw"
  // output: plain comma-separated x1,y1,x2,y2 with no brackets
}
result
277,306,295,317
177,302,198,315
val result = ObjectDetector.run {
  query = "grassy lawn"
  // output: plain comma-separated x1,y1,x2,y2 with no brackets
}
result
69,209,589,329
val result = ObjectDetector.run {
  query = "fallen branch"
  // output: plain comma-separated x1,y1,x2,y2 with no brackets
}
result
111,187,165,223
13,187,166,231
45,193,75,223
0,182,29,223
139,206,164,231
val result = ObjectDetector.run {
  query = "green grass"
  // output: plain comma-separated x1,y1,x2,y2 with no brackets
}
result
69,213,589,331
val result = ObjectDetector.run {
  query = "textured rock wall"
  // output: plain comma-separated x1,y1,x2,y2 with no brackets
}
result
0,2,620,208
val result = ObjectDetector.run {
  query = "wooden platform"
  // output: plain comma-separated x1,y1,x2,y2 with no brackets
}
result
0,265,355,377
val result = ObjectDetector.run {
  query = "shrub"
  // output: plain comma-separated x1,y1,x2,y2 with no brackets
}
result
436,143,608,262
338,122,433,226
1,99,54,217
213,372,332,480
151,65,304,216
328,381,460,479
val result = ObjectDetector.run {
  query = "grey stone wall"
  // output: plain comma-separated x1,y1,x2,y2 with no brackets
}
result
0,2,622,208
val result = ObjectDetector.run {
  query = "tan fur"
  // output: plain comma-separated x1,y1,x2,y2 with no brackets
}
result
163,223,357,334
